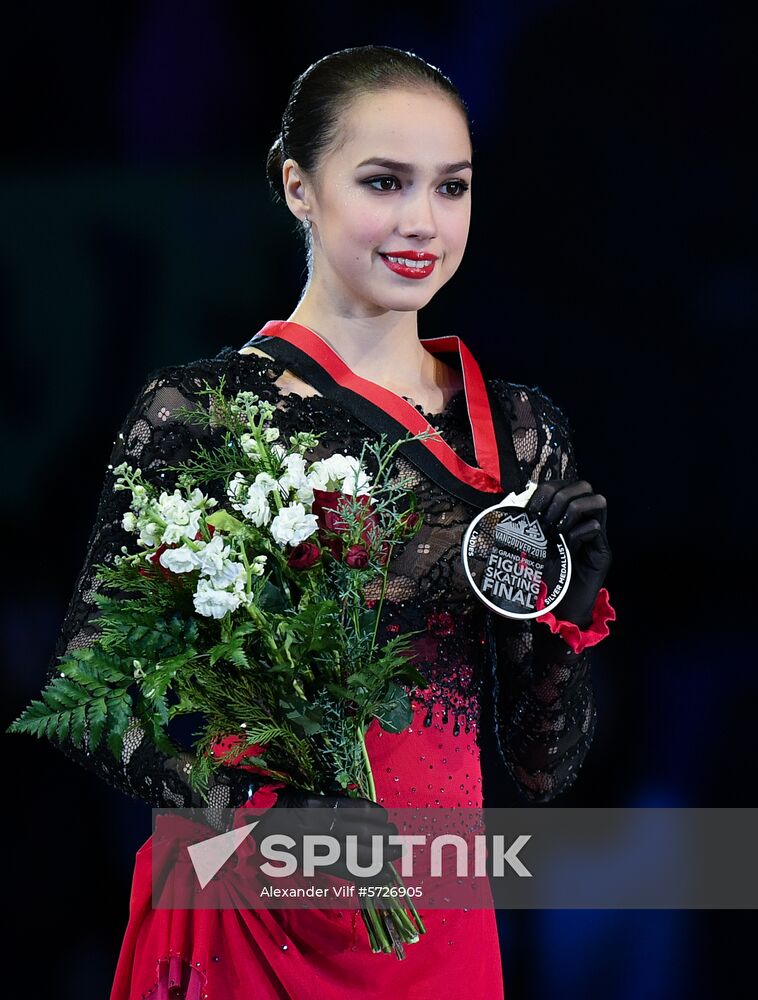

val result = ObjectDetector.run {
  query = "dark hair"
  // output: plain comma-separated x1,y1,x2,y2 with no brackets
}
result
265,45,473,259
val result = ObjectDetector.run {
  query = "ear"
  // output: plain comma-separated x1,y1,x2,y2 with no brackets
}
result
282,157,311,224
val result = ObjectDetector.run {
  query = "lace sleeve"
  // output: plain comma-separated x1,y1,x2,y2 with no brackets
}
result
487,381,598,804
42,361,255,811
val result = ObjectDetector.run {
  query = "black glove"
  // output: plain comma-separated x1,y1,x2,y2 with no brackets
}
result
249,785,403,881
526,478,612,628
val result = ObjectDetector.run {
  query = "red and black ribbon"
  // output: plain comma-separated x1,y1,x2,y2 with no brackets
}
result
242,320,527,510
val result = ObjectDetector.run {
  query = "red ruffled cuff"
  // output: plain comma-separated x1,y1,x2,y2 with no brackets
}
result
209,735,290,809
245,781,287,809
535,585,616,653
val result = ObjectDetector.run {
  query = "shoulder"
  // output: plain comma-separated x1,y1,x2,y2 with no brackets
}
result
112,345,278,474
488,377,577,479
128,345,277,416
488,376,572,433
237,345,276,361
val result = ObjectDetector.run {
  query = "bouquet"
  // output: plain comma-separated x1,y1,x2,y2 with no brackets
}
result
8,377,441,959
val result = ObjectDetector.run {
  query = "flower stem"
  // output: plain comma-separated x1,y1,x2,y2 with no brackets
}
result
358,723,376,800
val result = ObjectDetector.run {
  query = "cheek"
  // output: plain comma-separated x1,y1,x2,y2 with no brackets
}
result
327,212,385,269
449,208,471,246
441,219,470,264
357,217,388,254
339,200,391,254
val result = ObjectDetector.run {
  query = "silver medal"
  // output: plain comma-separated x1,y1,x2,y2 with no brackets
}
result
461,482,572,619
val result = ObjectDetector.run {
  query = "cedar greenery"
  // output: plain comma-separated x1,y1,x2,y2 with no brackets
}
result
8,376,438,957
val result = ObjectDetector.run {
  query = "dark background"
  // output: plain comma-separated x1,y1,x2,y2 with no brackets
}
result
2,2,755,997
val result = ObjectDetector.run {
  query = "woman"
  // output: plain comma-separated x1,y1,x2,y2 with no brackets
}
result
46,46,614,999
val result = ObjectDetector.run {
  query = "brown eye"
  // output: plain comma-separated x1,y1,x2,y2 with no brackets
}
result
363,175,469,198
441,180,470,198
364,176,401,192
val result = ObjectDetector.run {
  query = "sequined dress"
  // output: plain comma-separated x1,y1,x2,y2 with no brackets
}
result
43,340,598,999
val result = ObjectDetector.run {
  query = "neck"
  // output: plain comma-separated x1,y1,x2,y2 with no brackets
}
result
284,309,454,397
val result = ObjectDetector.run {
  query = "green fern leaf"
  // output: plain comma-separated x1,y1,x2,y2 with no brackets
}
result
106,694,134,761
6,699,48,735
87,697,108,750
55,711,71,744
70,704,87,746
39,682,84,711
45,678,91,706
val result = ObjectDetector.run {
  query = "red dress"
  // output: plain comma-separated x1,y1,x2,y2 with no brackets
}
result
39,338,603,1000
109,698,503,1000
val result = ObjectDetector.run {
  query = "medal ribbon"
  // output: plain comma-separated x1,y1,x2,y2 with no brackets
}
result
243,320,527,509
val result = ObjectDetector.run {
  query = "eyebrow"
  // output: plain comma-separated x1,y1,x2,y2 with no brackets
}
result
355,157,472,173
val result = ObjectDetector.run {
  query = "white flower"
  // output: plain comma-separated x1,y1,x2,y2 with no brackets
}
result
278,453,314,504
138,521,161,547
250,554,267,577
307,453,373,496
205,558,247,591
131,485,149,513
294,481,315,505
239,433,260,459
163,514,203,545
227,472,248,504
156,489,203,545
264,427,280,442
195,533,231,577
271,443,287,461
156,489,191,522
307,453,351,490
159,545,200,574
254,472,280,495
122,511,137,533
269,502,319,546
228,473,279,527
188,487,210,507
239,483,272,527
193,578,243,619
341,458,373,497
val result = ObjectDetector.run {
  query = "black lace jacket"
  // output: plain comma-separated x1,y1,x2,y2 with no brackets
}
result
43,345,597,810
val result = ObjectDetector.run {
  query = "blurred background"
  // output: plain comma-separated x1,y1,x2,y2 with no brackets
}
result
2,1,755,997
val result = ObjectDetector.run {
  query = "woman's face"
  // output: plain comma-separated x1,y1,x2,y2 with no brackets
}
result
287,88,472,315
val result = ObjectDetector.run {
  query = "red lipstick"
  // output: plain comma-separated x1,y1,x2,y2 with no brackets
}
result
379,250,437,279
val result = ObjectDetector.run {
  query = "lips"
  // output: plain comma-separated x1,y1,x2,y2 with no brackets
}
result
379,253,437,279
379,251,438,261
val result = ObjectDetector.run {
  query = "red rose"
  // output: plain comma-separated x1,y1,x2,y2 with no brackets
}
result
311,489,382,560
311,489,346,559
399,510,421,534
345,544,370,568
352,493,381,549
311,489,343,529
287,541,321,569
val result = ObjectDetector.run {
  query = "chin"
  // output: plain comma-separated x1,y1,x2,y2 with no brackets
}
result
372,291,438,313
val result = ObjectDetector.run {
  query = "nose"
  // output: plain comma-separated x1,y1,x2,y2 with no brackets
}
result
396,193,437,241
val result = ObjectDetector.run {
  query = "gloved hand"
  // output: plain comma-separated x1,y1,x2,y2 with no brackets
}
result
526,478,612,628
249,785,403,881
